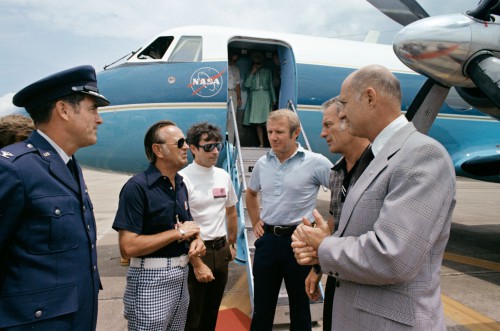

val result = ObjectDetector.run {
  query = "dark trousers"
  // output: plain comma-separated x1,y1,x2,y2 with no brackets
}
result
322,276,336,331
185,241,231,331
250,233,312,331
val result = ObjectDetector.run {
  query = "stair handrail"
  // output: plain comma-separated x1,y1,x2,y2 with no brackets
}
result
286,99,312,151
227,97,247,193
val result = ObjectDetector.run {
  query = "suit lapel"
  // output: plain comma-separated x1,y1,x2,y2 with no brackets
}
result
49,158,80,194
336,123,416,237
30,132,80,194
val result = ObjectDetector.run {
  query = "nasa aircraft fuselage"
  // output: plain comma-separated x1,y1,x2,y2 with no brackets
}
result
70,26,499,182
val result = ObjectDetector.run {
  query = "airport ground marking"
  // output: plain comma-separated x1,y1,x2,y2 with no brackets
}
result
442,295,500,331
444,252,500,272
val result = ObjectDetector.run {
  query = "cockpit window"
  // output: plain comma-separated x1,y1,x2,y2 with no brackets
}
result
168,36,202,62
137,36,174,60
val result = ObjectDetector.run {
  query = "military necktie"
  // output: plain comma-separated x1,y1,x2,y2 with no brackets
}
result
67,158,78,181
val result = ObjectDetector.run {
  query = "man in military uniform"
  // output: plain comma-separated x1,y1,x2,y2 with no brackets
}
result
0,65,109,330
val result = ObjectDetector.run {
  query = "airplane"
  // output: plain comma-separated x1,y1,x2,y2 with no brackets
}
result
3,3,498,183
2,0,499,323
80,1,498,319
69,10,499,183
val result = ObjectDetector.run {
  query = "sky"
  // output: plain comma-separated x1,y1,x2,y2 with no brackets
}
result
0,0,480,114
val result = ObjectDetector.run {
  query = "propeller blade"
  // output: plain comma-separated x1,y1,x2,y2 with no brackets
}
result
366,0,430,26
465,52,500,119
466,0,500,21
493,1,500,15
405,78,450,134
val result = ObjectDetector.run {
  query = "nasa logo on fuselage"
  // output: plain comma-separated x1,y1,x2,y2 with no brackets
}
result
188,67,225,97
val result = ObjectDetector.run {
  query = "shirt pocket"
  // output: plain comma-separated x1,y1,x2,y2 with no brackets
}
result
27,194,78,254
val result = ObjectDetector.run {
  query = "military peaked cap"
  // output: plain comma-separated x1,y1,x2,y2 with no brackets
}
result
13,65,110,114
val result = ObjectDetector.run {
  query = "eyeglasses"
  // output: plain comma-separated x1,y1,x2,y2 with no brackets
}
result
197,142,223,152
157,137,187,149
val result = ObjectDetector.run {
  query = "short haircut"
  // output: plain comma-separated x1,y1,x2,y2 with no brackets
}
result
186,122,222,147
267,109,300,137
320,96,342,115
186,122,223,159
0,115,35,148
144,120,176,163
29,93,86,125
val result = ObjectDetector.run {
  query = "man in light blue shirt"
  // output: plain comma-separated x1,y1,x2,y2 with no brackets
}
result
246,109,332,331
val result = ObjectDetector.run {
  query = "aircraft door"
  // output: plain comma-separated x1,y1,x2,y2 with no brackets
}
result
276,46,297,109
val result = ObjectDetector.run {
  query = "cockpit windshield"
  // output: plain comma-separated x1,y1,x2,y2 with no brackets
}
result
137,36,174,60
168,36,202,62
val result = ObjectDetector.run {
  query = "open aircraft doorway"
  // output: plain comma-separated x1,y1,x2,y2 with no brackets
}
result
227,39,297,148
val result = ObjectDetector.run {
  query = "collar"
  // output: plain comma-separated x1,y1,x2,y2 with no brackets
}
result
266,142,305,161
145,163,183,188
37,129,71,164
332,156,347,172
192,160,215,173
371,115,408,157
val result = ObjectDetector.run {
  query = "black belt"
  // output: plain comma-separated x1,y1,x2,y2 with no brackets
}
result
264,224,296,236
204,236,226,250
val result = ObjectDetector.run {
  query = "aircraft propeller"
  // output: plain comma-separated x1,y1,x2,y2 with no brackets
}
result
367,0,500,132
366,0,429,26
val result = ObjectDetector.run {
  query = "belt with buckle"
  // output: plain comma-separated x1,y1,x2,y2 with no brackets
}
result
264,224,296,236
129,255,189,269
204,236,226,250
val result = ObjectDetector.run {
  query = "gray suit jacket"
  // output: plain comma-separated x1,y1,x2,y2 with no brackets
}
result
318,123,456,330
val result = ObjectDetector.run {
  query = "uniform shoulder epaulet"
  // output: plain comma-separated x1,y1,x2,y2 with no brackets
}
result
0,142,37,162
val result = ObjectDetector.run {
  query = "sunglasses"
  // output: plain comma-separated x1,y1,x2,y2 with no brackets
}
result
197,142,223,152
158,137,187,149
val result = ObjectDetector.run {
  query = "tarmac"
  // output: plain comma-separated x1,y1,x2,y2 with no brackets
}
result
87,167,500,330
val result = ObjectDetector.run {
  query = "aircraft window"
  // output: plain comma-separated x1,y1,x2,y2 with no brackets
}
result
137,36,174,60
168,36,202,62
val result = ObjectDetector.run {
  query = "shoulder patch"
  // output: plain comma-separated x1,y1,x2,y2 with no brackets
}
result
0,150,14,159
0,142,36,162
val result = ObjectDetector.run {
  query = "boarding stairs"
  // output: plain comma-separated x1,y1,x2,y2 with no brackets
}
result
225,98,323,325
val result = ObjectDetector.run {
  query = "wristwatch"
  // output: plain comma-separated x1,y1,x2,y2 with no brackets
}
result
230,244,236,249
312,264,322,275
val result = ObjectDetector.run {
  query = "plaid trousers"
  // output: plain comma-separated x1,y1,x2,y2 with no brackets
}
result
124,262,189,331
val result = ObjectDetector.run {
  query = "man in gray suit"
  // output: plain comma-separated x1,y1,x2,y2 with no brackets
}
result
292,65,456,330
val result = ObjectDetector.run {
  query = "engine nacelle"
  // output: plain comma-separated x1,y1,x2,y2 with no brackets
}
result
455,86,500,119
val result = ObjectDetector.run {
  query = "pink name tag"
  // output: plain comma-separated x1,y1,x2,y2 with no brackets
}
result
213,187,226,198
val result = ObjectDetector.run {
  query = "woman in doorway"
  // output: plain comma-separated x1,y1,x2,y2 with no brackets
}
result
243,52,276,147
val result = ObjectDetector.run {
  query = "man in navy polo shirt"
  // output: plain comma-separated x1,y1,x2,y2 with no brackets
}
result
113,120,205,331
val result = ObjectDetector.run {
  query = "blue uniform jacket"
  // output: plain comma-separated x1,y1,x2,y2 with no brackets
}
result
0,131,101,330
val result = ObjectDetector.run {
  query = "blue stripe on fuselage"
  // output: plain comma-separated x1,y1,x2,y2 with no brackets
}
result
78,61,498,181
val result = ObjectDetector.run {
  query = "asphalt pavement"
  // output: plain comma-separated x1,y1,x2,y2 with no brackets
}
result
86,168,500,330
